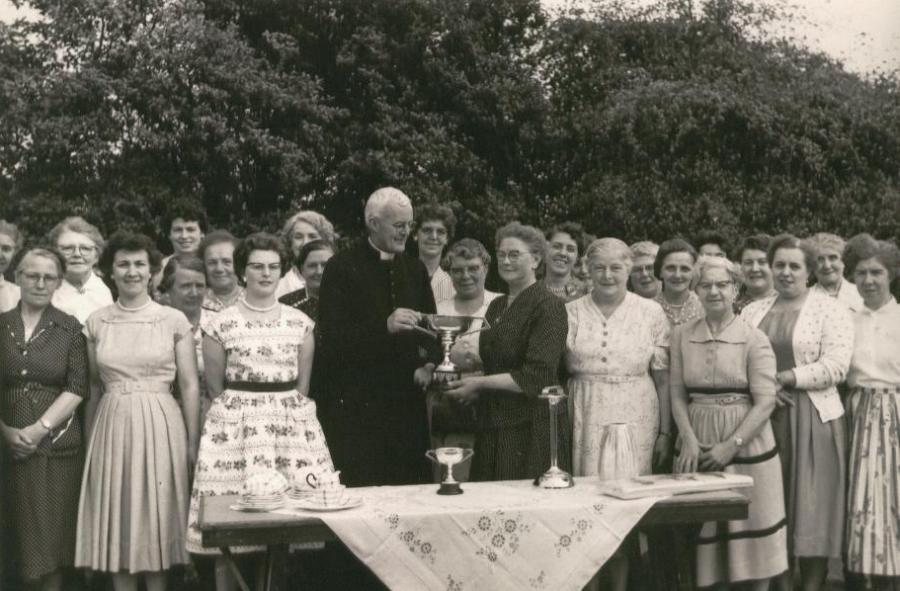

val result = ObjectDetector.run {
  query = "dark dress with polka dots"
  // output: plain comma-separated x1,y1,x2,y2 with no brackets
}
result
472,282,571,481
0,305,87,582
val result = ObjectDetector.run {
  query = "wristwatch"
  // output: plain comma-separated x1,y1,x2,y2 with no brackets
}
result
733,436,744,448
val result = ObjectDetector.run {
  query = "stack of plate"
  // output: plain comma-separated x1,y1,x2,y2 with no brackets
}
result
286,487,315,504
235,489,286,512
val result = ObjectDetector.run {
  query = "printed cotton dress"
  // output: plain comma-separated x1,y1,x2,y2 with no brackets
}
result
186,304,334,554
566,292,670,476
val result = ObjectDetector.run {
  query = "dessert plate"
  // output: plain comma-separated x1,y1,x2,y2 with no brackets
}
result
295,496,363,512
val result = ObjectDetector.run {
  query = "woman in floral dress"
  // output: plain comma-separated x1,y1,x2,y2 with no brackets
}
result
185,233,334,591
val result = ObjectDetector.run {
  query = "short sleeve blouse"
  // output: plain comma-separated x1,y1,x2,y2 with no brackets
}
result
84,301,191,387
201,304,314,384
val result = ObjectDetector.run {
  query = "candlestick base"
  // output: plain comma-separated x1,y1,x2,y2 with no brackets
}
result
537,466,574,489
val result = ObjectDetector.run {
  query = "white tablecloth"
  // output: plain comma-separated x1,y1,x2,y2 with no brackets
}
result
275,478,661,591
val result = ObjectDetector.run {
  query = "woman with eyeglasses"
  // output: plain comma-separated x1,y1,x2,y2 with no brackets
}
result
186,233,334,591
628,240,661,299
75,231,200,591
0,220,23,313
443,222,569,481
671,256,787,589
0,248,87,591
48,217,113,324
741,234,853,591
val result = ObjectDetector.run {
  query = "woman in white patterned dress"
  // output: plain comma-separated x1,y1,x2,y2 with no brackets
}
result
566,238,672,477
565,238,671,591
185,233,334,591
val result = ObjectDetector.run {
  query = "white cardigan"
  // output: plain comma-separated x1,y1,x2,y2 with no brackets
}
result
740,289,853,422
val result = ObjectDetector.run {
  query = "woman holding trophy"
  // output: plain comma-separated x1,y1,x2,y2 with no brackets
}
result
443,222,569,481
424,239,500,482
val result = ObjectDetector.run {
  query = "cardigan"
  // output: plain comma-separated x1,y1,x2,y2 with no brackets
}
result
740,288,853,422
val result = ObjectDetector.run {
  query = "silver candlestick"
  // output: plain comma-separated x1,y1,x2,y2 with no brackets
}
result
537,385,574,489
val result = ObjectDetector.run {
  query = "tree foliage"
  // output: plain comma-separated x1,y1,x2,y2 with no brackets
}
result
0,0,898,250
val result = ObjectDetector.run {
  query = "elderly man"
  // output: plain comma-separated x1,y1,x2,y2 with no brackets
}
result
315,187,437,487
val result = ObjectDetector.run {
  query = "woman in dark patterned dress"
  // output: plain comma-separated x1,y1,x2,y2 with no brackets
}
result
0,248,87,591
444,222,569,481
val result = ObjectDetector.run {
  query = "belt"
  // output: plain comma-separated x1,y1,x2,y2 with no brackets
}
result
571,373,645,384
105,381,171,395
689,392,751,405
852,385,900,395
225,381,297,392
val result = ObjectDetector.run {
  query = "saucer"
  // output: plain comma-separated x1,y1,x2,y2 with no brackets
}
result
231,500,285,512
296,496,363,512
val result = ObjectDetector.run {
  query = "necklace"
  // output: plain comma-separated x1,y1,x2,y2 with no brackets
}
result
116,298,152,312
240,297,279,313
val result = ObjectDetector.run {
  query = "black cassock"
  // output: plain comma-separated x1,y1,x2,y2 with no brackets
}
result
314,241,437,486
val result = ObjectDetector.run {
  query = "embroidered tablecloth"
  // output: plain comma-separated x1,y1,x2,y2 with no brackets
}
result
274,478,661,591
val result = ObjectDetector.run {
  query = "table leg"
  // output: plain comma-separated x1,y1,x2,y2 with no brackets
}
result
256,544,288,591
219,547,252,591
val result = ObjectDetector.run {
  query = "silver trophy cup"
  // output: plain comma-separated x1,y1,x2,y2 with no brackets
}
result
423,315,490,387
425,447,474,495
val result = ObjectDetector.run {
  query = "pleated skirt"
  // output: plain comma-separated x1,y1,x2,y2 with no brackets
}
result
185,389,334,555
689,395,789,587
75,382,190,573
846,386,900,576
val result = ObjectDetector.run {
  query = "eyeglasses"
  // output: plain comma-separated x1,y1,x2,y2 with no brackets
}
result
696,281,733,292
496,250,528,263
19,272,60,285
58,245,96,255
631,264,654,275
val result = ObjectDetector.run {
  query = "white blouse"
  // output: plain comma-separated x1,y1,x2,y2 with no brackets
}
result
848,298,900,389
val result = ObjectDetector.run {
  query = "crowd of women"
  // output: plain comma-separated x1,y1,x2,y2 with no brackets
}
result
0,194,898,591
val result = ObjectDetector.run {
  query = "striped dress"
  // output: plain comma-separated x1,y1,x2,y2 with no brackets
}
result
670,317,788,586
471,282,569,481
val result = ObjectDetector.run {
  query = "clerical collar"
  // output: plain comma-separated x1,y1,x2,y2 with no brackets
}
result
368,238,395,261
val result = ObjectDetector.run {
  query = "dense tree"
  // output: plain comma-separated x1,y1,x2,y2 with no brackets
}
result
0,0,897,250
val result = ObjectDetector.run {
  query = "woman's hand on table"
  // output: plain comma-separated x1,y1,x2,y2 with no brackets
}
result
652,432,672,471
675,436,701,474
443,376,481,405
698,441,737,471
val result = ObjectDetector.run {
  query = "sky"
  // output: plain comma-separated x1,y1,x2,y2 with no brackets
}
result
1,0,897,76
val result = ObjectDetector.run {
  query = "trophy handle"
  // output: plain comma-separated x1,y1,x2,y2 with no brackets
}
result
425,450,438,462
456,317,491,338
460,448,474,463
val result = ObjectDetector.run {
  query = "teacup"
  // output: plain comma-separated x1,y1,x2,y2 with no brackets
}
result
315,485,346,507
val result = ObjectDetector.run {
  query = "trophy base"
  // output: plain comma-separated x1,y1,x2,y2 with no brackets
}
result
437,482,464,495
432,368,462,387
537,467,575,489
